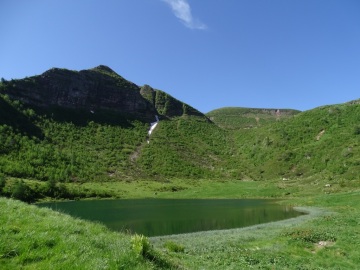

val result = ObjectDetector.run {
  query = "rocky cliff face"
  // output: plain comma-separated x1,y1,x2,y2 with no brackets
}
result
140,84,204,118
0,65,205,121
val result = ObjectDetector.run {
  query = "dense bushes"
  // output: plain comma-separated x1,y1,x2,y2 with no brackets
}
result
11,180,37,203
0,93,148,183
0,173,6,194
0,90,359,197
138,116,231,178
0,177,117,203
230,103,360,180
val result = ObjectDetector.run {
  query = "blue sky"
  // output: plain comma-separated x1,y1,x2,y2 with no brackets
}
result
1,0,359,113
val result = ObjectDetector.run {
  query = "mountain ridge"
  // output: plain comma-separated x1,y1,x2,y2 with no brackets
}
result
0,65,205,122
206,107,301,129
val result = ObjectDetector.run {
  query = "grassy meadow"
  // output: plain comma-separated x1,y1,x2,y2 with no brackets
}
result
2,178,360,269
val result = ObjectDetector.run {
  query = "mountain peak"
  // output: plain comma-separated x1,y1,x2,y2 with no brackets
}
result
91,65,117,74
1,66,207,122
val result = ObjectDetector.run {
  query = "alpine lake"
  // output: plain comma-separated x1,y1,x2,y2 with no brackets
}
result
38,199,304,237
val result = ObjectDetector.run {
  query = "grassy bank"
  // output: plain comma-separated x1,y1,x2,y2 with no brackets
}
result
0,197,177,270
151,207,333,269
5,172,356,202
151,181,360,269
1,178,360,269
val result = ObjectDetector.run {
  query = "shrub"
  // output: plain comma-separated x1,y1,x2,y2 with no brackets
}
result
354,126,360,135
44,179,57,197
11,180,35,203
284,228,337,243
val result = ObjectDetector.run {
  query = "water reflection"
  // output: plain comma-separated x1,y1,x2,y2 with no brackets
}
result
38,199,303,236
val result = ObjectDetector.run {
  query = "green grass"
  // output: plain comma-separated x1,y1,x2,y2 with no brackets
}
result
0,197,160,270
0,196,183,269
152,190,360,269
2,178,360,269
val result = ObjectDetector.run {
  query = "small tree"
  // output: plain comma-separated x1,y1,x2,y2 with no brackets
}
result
45,178,57,197
354,126,360,135
0,174,6,194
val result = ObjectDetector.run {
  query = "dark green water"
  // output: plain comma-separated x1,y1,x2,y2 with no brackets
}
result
38,199,303,237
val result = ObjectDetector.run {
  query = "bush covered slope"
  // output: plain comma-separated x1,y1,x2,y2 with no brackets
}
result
0,67,359,201
229,101,360,180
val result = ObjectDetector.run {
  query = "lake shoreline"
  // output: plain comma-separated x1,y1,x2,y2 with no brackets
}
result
150,206,331,242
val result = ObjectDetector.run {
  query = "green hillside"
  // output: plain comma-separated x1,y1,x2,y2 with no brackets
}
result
0,67,359,203
229,102,360,181
142,100,360,182
137,116,231,178
1,81,360,201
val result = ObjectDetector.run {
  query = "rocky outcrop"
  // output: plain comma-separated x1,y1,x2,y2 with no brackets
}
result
1,65,205,121
140,84,204,118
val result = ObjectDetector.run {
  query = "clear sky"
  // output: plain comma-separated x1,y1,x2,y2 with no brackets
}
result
1,0,359,113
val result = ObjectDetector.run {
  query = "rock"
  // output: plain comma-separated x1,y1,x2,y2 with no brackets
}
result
2,66,206,122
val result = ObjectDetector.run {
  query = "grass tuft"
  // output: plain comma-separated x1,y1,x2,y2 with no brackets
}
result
164,241,185,253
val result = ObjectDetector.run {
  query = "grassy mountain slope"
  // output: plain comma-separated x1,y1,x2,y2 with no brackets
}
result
0,91,225,185
137,116,231,178
229,101,360,181
1,91,359,200
0,67,359,202
0,93,149,183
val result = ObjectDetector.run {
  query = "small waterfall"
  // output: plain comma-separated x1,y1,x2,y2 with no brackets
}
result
147,115,159,143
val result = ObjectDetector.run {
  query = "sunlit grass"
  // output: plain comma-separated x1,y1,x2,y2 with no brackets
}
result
0,197,158,270
2,179,360,269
